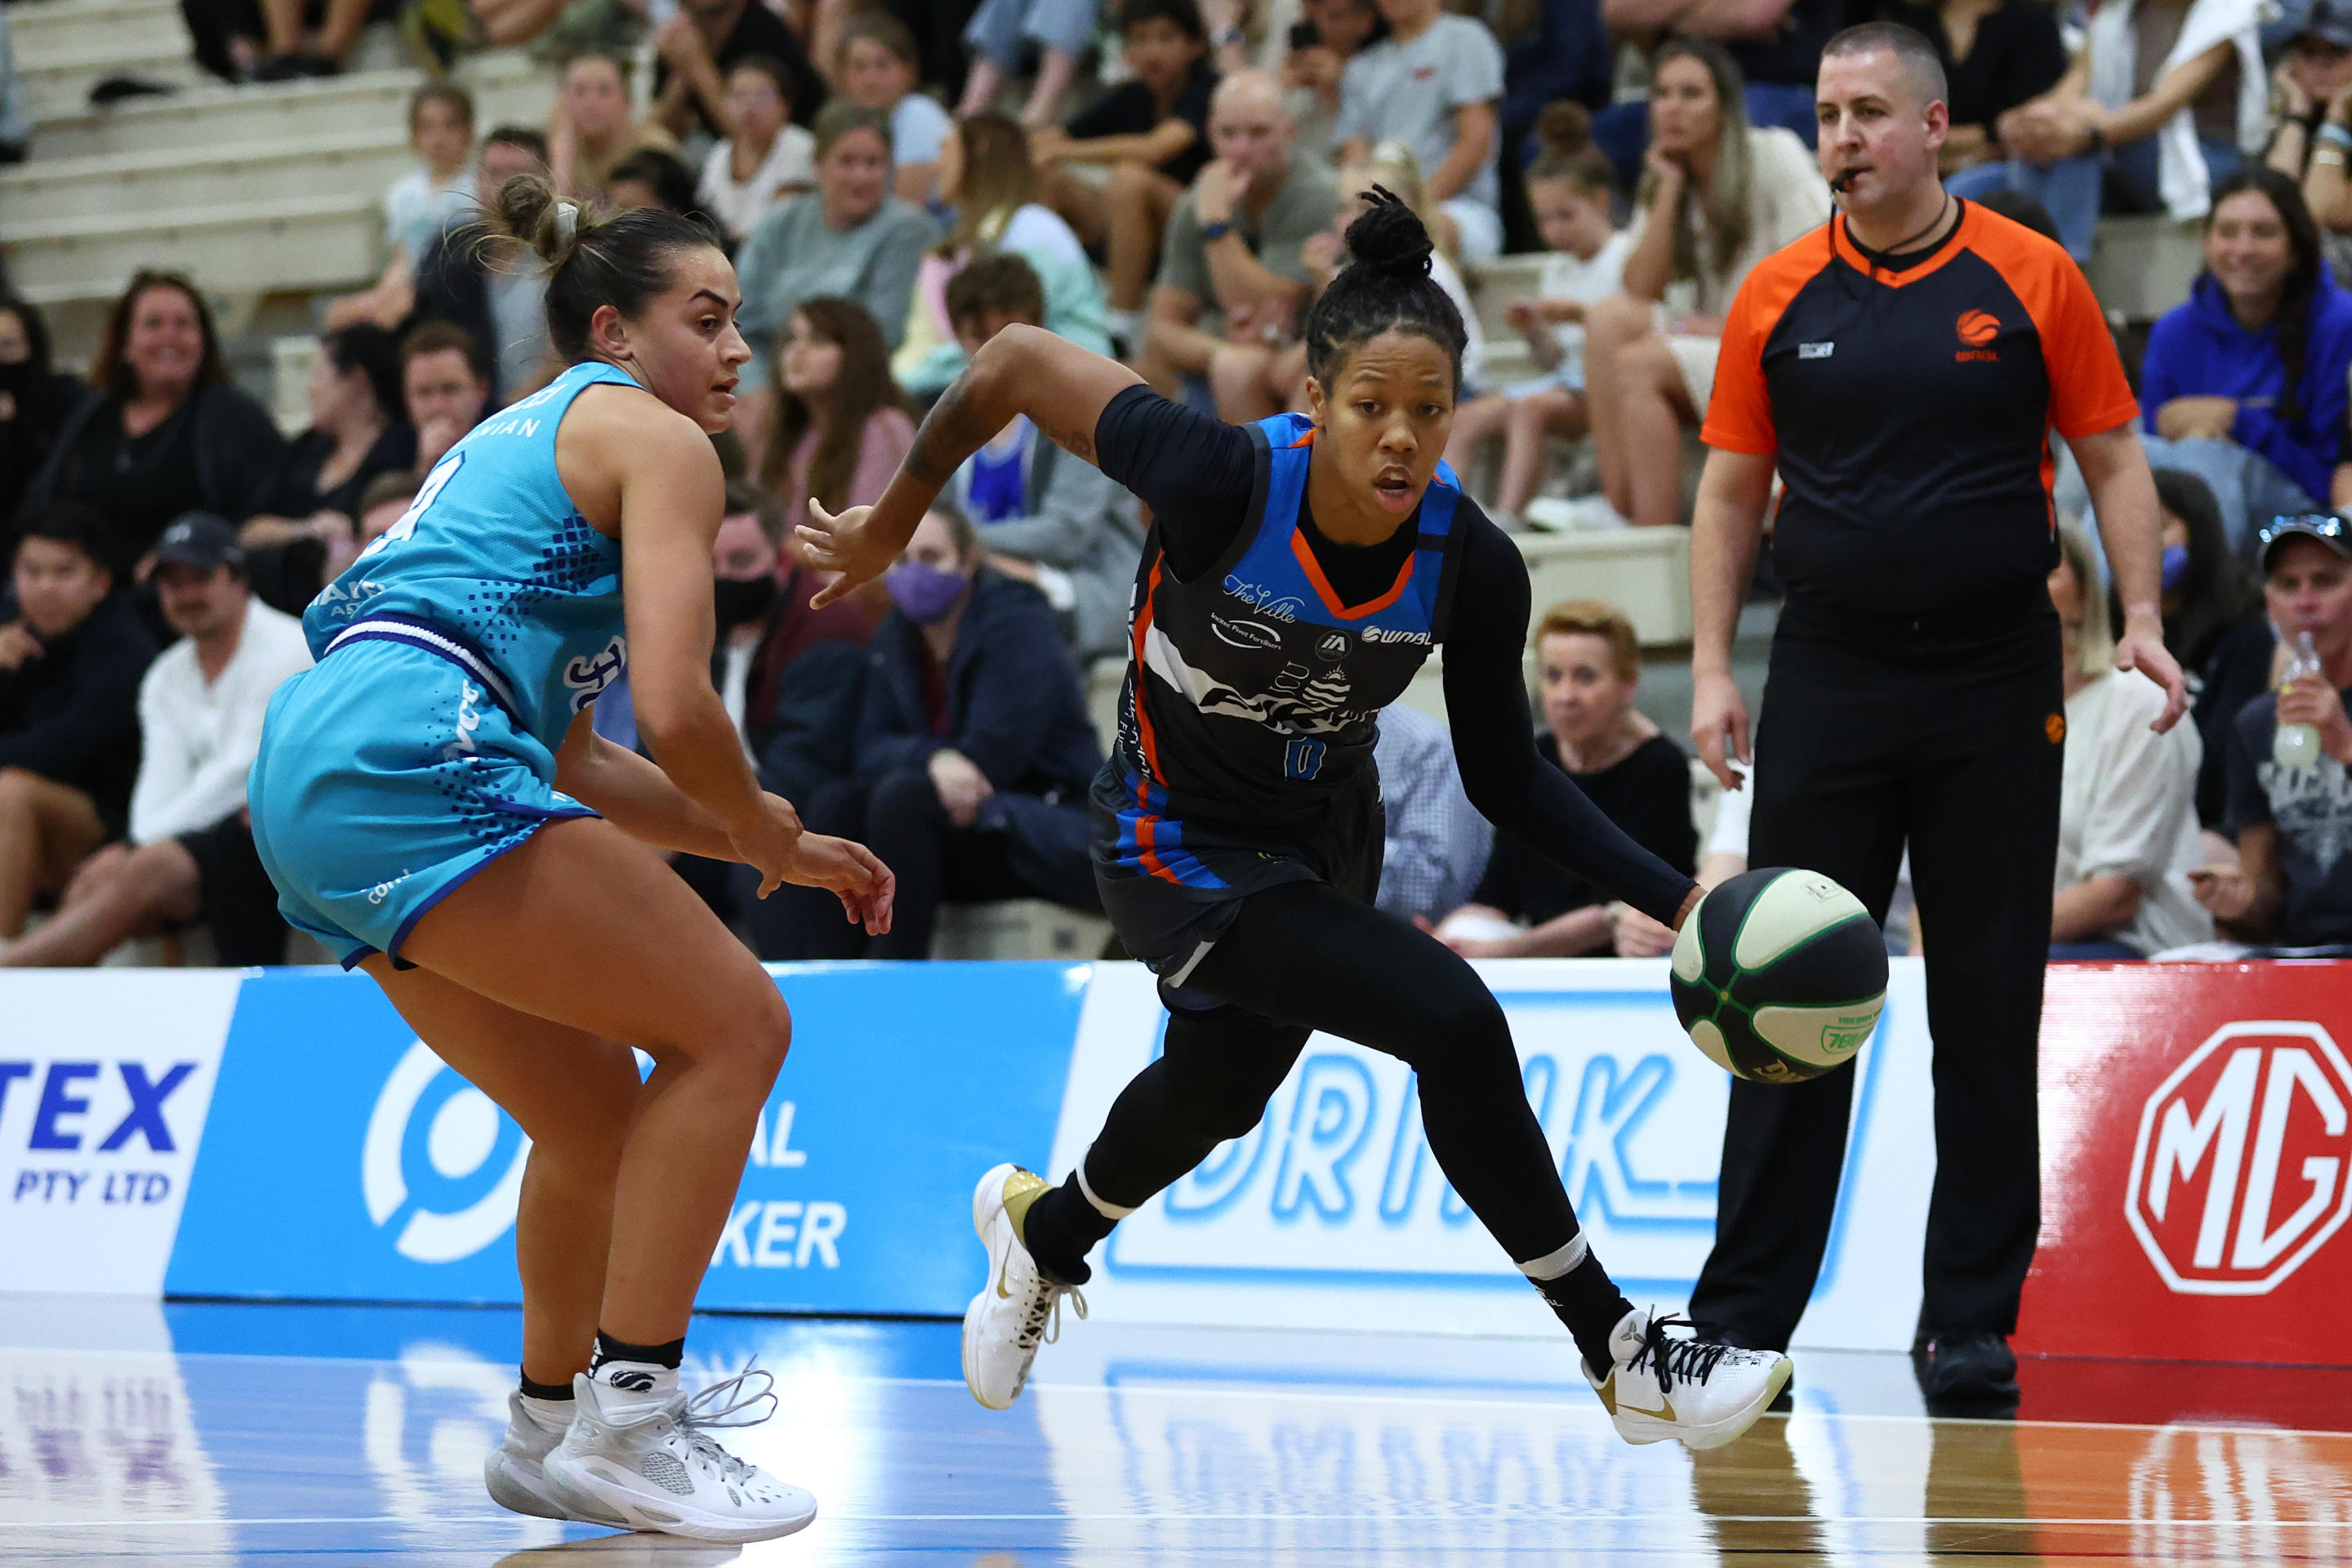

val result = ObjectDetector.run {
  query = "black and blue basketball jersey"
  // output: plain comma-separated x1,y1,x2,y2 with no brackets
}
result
1111,413,1468,867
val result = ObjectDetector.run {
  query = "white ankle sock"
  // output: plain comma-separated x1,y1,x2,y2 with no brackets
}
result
518,1392,574,1431
590,1361,679,1418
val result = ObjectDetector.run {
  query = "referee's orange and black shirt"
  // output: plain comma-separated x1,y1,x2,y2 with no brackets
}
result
1702,200,2139,622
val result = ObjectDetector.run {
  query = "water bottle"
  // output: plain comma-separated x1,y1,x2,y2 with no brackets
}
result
2274,630,2324,771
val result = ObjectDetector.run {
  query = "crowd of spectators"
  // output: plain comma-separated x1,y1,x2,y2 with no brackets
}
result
25,0,2352,964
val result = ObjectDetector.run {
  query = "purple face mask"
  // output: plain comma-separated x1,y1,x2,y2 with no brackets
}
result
887,558,969,624
2161,542,2191,594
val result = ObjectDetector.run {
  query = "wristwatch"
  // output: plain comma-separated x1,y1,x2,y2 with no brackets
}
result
1201,220,1235,242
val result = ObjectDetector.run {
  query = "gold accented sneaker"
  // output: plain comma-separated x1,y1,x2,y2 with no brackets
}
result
961,1163,1085,1410
1585,1308,1792,1450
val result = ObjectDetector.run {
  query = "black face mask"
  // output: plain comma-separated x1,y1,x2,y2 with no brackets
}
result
714,573,777,631
0,360,32,403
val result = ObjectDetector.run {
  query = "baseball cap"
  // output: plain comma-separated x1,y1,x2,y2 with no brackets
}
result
2258,512,2352,571
152,512,244,572
2296,0,2352,50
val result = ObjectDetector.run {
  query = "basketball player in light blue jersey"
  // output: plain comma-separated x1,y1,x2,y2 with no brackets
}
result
247,180,892,1545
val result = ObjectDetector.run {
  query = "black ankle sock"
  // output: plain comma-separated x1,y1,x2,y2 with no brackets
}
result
591,1331,685,1371
518,1369,574,1401
1529,1255,1634,1378
1020,1177,1116,1286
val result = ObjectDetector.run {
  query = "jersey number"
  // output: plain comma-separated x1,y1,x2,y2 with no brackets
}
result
358,451,464,559
1284,738,1327,781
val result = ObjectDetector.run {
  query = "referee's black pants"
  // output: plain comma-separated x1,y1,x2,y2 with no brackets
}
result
1688,608,2063,1350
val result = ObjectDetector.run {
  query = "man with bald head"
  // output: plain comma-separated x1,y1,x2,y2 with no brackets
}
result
1140,69,1339,407
1686,21,2186,1410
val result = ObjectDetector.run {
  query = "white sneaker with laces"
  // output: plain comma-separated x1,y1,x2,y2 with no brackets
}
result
540,1368,817,1543
962,1162,1085,1411
484,1391,623,1525
1585,1308,1793,1450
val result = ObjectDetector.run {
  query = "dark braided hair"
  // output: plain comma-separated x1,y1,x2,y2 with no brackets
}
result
2205,167,2323,432
1301,186,1468,394
470,174,725,363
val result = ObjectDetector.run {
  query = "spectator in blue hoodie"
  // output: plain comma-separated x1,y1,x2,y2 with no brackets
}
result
2139,167,2352,558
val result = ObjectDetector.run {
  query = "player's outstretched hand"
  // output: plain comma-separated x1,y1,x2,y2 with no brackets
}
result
799,501,899,608
2115,620,2189,733
730,793,806,897
783,833,897,936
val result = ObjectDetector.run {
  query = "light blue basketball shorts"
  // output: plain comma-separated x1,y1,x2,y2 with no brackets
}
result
248,638,598,969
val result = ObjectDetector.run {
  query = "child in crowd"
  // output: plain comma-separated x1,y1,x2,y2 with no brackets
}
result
1033,0,1220,339
895,114,1111,395
836,12,955,207
1444,104,1628,525
697,57,817,244
1334,0,1505,262
323,83,477,333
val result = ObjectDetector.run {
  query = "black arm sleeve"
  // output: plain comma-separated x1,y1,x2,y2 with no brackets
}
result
1091,385,1260,580
1441,514,1699,927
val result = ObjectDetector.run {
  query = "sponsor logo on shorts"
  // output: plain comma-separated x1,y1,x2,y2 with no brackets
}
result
2047,712,2067,744
367,871,412,906
1210,614,1283,650
443,680,485,761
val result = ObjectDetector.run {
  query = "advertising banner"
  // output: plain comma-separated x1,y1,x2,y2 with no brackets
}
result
165,963,1084,1314
2020,963,2352,1365
1051,959,1940,1350
0,970,239,1295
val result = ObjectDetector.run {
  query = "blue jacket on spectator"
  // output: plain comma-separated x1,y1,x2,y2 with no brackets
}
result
2140,266,2352,506
854,568,1103,906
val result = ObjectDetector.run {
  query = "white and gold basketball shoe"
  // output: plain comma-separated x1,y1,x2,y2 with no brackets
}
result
962,1162,1086,1410
1586,1308,1793,1450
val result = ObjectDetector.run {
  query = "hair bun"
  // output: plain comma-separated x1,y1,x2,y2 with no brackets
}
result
1535,100,1592,155
482,172,595,269
1343,185,1434,283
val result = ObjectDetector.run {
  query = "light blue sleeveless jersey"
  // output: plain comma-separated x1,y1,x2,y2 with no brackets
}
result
302,359,639,753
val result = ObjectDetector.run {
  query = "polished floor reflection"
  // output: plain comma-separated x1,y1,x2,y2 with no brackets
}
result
0,1296,2345,1565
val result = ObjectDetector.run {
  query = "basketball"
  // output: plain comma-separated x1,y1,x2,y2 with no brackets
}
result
1669,868,1889,1083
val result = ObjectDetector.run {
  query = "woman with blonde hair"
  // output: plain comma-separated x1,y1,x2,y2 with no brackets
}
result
1209,140,1486,420
1576,37,1829,529
894,114,1110,394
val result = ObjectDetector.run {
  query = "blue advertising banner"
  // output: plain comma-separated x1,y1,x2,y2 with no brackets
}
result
166,963,1088,1314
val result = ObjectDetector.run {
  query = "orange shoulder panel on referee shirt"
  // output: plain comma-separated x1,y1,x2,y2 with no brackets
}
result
1964,217,2140,439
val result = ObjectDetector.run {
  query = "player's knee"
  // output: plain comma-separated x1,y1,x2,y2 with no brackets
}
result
1400,981,1511,1069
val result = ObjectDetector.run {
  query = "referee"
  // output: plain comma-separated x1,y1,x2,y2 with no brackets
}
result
1687,22,2187,1405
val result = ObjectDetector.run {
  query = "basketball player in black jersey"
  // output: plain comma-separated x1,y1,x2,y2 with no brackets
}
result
801,193,1789,1450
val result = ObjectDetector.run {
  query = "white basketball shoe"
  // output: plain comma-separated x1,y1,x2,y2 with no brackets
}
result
541,1367,817,1543
1585,1309,1793,1450
962,1162,1086,1410
484,1391,623,1525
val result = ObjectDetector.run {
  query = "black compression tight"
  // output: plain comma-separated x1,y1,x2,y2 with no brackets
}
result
1026,879,1588,1273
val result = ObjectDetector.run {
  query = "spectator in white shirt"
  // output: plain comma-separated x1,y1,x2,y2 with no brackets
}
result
1334,0,1507,263
698,57,818,246
2047,519,2212,957
1373,702,1491,925
0,516,311,967
325,82,477,334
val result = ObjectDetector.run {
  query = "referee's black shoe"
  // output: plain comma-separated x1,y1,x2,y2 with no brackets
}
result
1918,1331,2020,1417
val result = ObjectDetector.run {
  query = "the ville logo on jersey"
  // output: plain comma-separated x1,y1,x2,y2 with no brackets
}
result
1956,310,2001,362
2125,1021,2352,1294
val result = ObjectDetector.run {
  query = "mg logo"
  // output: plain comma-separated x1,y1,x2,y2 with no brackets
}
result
362,1041,532,1263
2124,1021,2352,1295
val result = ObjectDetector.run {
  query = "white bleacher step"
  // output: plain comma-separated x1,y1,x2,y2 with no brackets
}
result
0,127,414,226
1517,524,1692,646
6,190,383,296
2085,215,2203,324
1468,252,1548,345
929,900,1113,962
21,45,203,122
9,0,186,65
32,51,552,160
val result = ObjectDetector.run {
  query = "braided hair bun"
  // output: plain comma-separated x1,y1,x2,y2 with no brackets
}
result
1301,185,1467,390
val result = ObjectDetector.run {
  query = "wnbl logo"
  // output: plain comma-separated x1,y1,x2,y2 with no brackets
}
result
2125,1022,2352,1295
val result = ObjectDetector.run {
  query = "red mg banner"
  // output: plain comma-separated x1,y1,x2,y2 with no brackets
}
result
2020,964,2352,1365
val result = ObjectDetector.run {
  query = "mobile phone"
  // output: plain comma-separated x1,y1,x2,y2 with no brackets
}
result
1289,20,1319,49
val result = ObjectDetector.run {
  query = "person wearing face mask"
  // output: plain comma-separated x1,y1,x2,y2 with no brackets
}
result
2138,168,2352,556
753,501,1101,961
